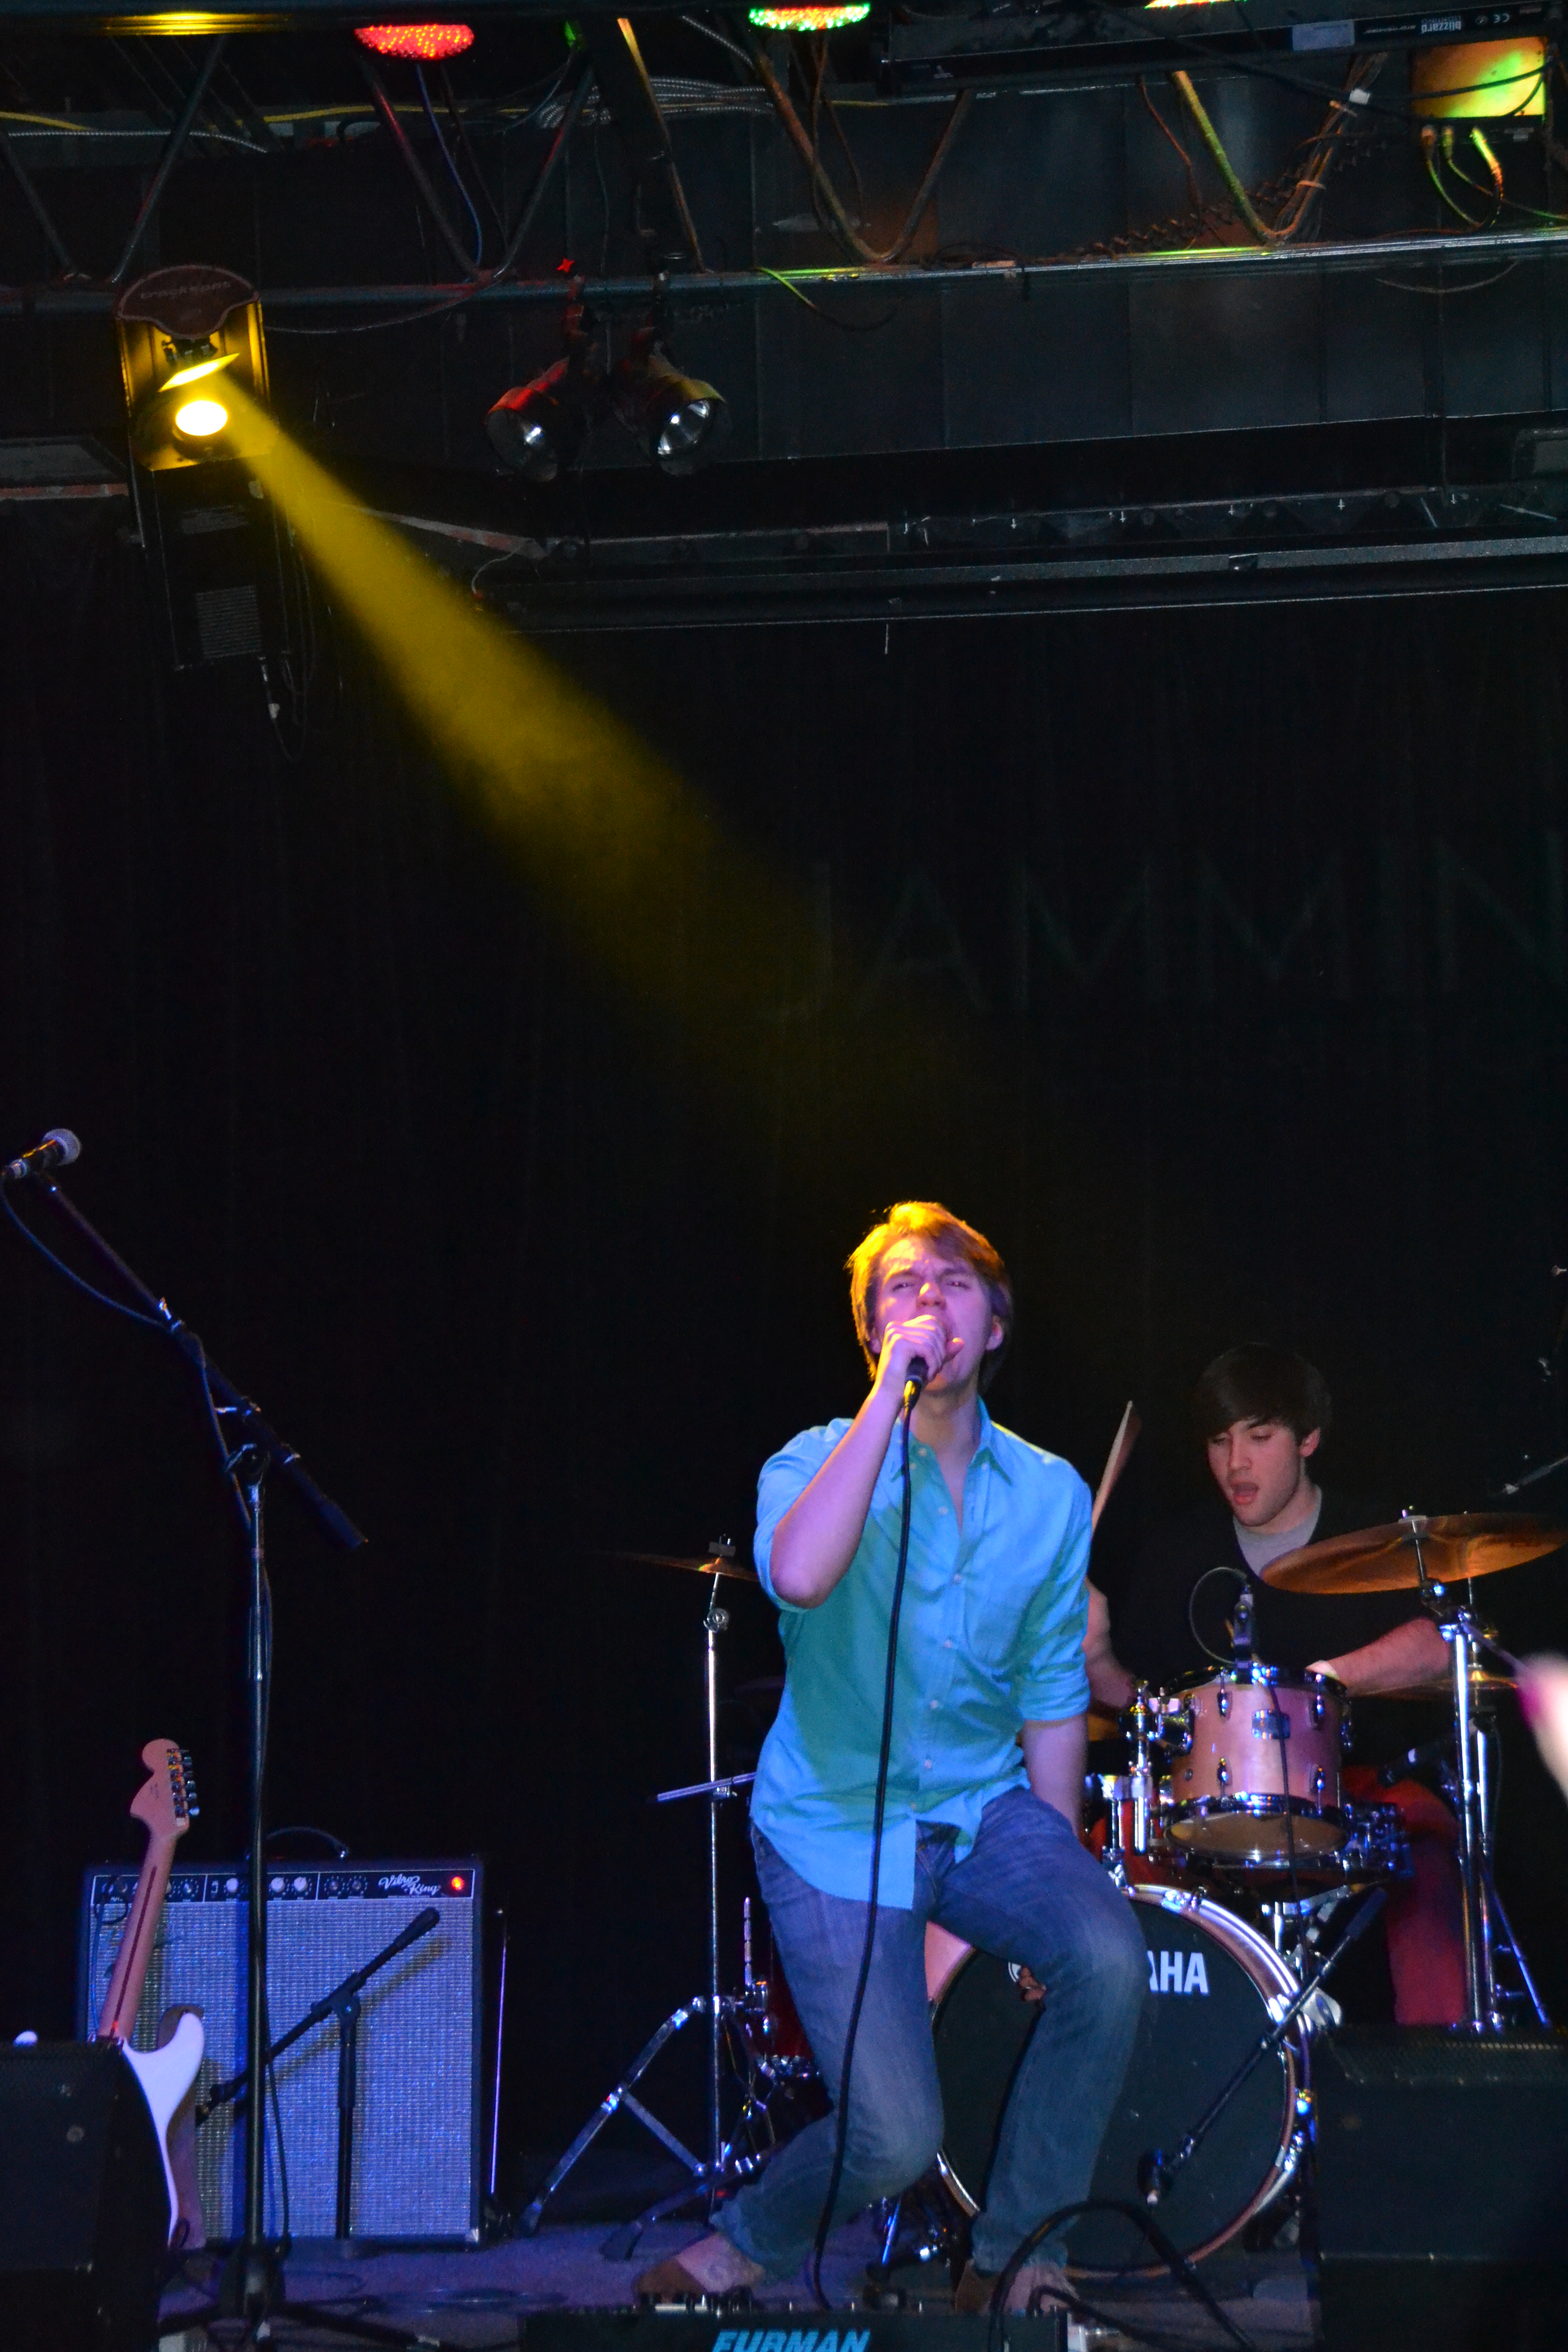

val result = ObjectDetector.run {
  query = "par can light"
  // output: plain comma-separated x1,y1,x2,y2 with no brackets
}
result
610,341,729,476
486,357,598,482
355,22,474,57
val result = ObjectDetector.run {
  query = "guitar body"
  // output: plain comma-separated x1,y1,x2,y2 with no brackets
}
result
94,1739,204,2246
119,2015,206,2247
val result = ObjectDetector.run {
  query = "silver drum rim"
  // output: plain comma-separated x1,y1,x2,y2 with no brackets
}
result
932,1883,1307,2270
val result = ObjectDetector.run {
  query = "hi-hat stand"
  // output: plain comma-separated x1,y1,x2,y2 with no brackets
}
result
1404,1513,1551,2033
520,1540,781,2251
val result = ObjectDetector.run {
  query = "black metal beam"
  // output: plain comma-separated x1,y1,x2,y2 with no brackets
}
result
489,531,1568,629
575,15,703,274
108,32,228,284
489,49,594,282
4,219,1565,314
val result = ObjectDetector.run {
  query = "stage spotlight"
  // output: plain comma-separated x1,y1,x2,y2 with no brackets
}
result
354,21,474,57
487,280,605,482
610,335,728,476
486,357,600,482
173,396,230,443
115,264,274,472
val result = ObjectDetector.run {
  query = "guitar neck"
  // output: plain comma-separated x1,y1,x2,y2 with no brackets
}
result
96,1833,178,2044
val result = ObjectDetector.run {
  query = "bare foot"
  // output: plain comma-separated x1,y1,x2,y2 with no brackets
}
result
681,2235,766,2292
641,2234,766,2295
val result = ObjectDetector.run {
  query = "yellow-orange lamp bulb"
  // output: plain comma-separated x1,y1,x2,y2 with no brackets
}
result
174,397,229,439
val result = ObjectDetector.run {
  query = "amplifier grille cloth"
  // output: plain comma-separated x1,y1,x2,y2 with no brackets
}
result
79,1860,481,2242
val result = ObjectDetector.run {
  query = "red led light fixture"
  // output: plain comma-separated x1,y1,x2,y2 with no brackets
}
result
355,21,474,58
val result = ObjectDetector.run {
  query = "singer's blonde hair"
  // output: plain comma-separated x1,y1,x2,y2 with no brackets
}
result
846,1202,1013,1392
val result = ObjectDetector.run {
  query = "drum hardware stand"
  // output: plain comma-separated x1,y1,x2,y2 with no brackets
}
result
520,1540,786,2248
1094,1689,1168,1884
1262,1884,1354,1972
1404,1512,1550,2031
1136,1886,1388,2208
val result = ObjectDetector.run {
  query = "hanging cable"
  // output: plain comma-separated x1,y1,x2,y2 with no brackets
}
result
1423,121,1489,224
808,1382,920,2306
742,20,971,267
437,60,505,242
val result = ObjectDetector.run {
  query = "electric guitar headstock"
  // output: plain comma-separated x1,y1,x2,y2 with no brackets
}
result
129,1739,200,1850
97,1739,200,2048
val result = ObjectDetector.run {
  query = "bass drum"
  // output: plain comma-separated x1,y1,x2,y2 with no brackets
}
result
930,1886,1306,2272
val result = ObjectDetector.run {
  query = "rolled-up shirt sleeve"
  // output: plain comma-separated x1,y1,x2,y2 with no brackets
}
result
1009,1478,1093,1722
753,1424,837,1605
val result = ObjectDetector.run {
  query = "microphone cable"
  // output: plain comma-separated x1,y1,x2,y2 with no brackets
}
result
808,1377,919,2307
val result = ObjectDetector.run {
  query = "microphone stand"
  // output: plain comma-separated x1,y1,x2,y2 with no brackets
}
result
197,1907,441,2246
11,1170,370,2334
1136,1886,1388,2209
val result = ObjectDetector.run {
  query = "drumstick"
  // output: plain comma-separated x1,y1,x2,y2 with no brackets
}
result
1091,1400,1140,1531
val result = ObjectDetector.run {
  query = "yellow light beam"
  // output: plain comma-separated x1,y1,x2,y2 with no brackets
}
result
228,382,817,1081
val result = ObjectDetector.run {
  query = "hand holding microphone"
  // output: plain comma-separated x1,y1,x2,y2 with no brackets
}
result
879,1312,956,1408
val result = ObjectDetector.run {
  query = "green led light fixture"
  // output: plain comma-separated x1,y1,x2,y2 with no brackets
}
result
748,2,870,27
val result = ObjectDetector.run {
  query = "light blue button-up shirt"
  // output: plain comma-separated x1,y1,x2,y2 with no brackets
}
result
750,1402,1092,1906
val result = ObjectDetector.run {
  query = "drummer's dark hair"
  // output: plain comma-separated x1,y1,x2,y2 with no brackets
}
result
1191,1345,1332,1445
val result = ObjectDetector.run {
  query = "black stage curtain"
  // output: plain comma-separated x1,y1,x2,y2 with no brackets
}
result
4,498,1567,2169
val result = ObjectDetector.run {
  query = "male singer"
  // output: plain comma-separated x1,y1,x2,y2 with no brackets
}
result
634,1202,1145,2311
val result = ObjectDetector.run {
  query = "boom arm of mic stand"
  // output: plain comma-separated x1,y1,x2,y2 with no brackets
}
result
1138,1887,1387,2203
197,1906,442,2124
34,1175,365,1550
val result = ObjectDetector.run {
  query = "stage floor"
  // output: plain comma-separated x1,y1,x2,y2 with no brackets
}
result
157,2219,1315,2349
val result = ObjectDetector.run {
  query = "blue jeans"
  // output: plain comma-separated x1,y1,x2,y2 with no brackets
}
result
722,1786,1146,2275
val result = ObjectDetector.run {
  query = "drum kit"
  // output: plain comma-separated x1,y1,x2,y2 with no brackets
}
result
525,1504,1562,2283
921,1503,1563,2276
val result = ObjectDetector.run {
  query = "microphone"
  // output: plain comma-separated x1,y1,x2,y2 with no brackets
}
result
903,1354,929,1407
3,1129,80,1185
1231,1582,1255,1666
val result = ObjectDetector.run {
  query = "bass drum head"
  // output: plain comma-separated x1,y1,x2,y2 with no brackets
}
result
931,1886,1301,2273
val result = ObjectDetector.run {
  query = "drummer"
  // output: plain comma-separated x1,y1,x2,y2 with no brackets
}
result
1085,1343,1466,2027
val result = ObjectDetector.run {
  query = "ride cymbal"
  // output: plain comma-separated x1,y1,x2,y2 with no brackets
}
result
1263,1513,1564,1596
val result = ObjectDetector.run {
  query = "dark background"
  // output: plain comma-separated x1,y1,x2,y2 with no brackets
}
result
5,495,1568,2188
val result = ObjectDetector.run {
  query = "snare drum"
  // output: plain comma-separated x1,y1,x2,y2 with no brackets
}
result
1164,1667,1348,1863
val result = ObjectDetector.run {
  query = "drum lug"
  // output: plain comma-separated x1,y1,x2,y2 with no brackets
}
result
1311,1769,1326,1798
1216,1760,1230,1788
1217,1687,1231,1720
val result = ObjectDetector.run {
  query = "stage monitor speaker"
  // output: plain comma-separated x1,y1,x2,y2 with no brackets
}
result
0,2041,168,2352
1314,2027,1568,2352
78,1857,482,2244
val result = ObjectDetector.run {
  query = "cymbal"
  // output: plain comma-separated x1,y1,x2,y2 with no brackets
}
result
1379,1670,1516,1703
1263,1512,1564,1596
603,1547,760,1585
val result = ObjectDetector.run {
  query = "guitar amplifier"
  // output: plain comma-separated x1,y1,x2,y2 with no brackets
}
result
78,1858,482,2244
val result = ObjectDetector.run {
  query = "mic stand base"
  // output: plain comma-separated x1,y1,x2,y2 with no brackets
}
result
216,2238,284,2324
